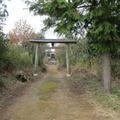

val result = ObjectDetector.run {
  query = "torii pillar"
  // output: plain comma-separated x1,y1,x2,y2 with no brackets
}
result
34,44,39,76
30,39,77,77
66,44,70,77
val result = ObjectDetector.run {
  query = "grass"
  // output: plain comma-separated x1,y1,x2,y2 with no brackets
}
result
94,90,120,110
37,79,60,110
39,80,60,94
70,71,120,112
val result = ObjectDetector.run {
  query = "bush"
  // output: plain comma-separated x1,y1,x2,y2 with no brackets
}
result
0,75,6,90
56,39,90,70
3,43,33,71
0,32,8,72
57,48,66,68
112,57,120,80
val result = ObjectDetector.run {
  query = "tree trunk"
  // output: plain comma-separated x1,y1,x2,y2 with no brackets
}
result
102,52,111,93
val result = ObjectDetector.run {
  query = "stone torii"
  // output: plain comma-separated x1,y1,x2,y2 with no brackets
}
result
30,39,77,77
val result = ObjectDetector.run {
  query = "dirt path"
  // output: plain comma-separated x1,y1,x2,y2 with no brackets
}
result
1,65,119,120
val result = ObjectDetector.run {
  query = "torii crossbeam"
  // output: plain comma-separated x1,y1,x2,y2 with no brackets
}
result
30,39,77,77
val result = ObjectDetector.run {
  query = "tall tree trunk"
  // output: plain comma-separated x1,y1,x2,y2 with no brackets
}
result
102,52,111,93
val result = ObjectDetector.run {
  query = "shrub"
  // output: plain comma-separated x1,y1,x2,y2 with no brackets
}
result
3,43,33,71
57,48,66,68
0,32,8,72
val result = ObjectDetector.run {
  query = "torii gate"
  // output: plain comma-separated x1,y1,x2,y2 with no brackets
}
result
30,39,77,77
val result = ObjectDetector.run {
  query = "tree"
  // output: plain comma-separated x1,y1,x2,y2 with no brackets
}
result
0,0,8,31
9,19,35,44
0,0,8,71
28,0,120,92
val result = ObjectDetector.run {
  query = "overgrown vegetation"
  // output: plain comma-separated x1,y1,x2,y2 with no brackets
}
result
69,71,120,111
0,1,46,103
1,43,32,71
0,0,119,114
28,0,120,93
26,0,120,112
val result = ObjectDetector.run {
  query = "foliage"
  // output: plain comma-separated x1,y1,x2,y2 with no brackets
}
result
57,39,90,69
31,33,45,67
0,42,33,72
38,48,45,66
0,0,8,30
9,19,35,44
70,71,120,111
56,45,66,68
28,0,120,93
8,19,46,69
69,39,88,65
0,0,8,72
32,45,46,68
0,75,6,89
112,58,120,79
27,0,120,56
0,32,7,58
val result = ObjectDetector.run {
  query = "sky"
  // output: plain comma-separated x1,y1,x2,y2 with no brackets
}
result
3,0,58,39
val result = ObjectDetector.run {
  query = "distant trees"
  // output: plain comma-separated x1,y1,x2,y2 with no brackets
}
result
9,19,45,46
9,20,35,44
27,0,120,92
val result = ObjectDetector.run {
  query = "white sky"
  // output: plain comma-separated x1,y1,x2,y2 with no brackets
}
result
3,0,58,39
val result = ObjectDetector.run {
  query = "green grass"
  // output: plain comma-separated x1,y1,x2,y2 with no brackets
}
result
37,79,60,110
71,72,120,112
39,80,60,94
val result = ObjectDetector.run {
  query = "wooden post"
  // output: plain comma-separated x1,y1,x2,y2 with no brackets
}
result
66,44,70,77
34,44,39,76
102,52,111,93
